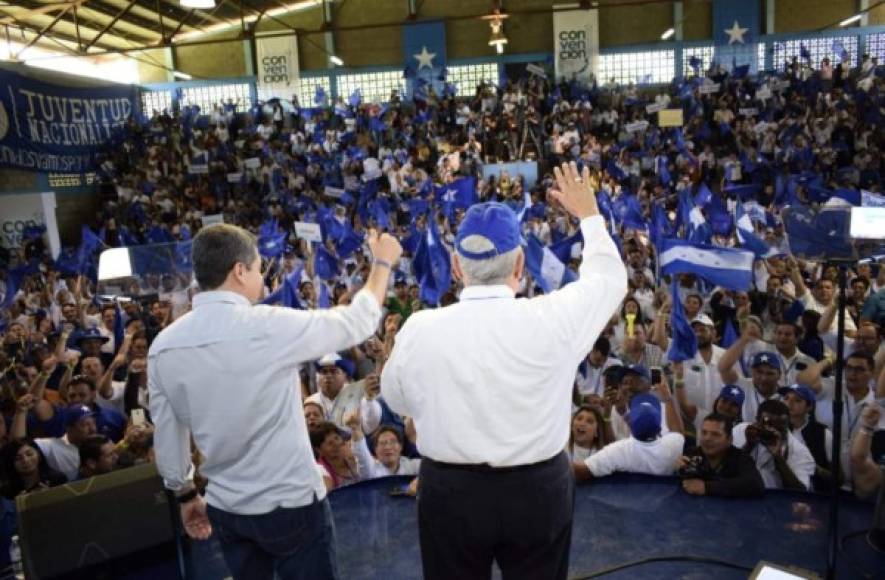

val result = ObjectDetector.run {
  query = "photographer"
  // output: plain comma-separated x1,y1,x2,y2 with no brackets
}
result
732,400,816,491
676,413,764,498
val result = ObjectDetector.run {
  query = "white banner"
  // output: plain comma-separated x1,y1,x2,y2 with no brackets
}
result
0,192,60,259
294,222,322,243
553,7,599,83
256,34,300,100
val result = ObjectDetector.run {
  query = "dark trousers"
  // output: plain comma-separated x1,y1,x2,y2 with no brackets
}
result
206,497,339,580
417,451,574,580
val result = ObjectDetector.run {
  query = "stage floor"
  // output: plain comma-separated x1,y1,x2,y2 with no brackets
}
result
181,474,882,580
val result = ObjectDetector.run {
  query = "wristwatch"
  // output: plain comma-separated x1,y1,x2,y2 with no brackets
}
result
175,488,200,505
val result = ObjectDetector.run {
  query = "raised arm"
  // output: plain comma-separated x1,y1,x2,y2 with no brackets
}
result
718,327,756,384
850,406,883,499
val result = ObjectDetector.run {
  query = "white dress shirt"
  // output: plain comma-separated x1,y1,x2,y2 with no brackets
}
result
585,433,685,477
732,423,816,490
148,289,381,515
304,381,382,434
353,438,421,479
381,215,627,467
672,345,726,425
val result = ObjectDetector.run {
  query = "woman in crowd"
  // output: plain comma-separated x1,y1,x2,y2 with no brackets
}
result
310,421,361,491
1,440,67,499
567,405,611,462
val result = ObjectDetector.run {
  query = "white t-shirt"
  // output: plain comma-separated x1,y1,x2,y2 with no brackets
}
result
585,433,684,477
35,436,80,481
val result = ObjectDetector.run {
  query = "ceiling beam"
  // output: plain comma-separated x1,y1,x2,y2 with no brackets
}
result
83,0,139,51
0,1,85,26
76,1,168,38
12,4,72,56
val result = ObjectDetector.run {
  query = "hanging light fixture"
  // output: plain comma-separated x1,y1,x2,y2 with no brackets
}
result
180,0,216,9
483,9,509,54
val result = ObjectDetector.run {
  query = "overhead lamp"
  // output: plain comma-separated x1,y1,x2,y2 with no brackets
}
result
838,14,862,27
661,28,675,40
173,71,193,80
329,55,344,66
488,18,508,52
180,0,216,9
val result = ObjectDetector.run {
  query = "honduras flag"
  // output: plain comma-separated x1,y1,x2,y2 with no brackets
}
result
413,217,451,305
262,265,304,309
435,176,477,210
735,201,775,258
714,0,760,74
667,279,698,362
660,238,755,291
524,235,577,294
549,230,583,264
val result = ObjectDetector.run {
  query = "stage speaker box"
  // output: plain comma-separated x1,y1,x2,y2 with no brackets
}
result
15,463,176,579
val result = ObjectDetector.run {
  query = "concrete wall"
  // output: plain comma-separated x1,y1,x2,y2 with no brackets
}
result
775,0,855,33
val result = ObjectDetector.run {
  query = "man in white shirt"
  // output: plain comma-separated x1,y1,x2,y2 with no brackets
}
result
305,354,381,434
149,223,401,580
672,315,726,431
732,399,816,490
382,163,628,580
34,405,97,481
574,394,685,479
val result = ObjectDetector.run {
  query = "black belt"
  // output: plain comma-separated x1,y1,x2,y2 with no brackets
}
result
424,452,563,474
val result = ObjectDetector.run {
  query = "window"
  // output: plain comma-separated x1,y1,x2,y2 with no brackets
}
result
337,70,403,104
447,63,500,96
598,50,675,85
180,83,253,115
682,45,714,77
294,76,332,107
771,36,858,70
867,32,885,61
757,42,767,71
141,90,172,116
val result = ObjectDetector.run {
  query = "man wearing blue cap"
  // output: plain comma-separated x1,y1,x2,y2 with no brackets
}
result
720,350,783,423
382,162,628,580
573,393,685,480
781,383,834,491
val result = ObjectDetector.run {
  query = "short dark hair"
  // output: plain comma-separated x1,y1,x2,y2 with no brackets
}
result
757,399,789,420
69,374,97,392
592,336,611,357
702,413,734,438
192,224,258,291
79,434,111,465
309,422,341,450
846,351,874,371
372,426,404,448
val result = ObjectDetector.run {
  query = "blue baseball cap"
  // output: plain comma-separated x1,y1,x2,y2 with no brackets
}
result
315,353,355,377
621,364,651,382
629,394,662,441
751,351,782,370
718,384,746,407
778,383,816,406
76,327,110,345
454,202,521,260
64,404,96,428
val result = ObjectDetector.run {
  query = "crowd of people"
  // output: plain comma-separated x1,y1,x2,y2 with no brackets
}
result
1,48,885,530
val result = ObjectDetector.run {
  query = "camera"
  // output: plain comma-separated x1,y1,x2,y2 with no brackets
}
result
678,456,711,480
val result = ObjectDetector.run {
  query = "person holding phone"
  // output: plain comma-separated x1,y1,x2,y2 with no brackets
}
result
149,223,401,580
382,162,628,580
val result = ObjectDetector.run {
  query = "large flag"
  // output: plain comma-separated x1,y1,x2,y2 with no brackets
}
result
713,0,760,73
660,238,755,291
402,22,447,97
667,280,698,362
413,217,451,305
782,204,854,260
524,235,577,294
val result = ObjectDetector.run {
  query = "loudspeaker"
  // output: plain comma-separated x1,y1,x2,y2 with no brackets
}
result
15,463,176,579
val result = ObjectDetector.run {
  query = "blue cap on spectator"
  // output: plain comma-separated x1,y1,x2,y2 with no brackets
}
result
629,394,662,441
718,384,745,406
455,202,521,260
76,327,109,345
621,364,651,382
64,404,96,428
750,351,782,370
778,383,816,406
315,353,354,377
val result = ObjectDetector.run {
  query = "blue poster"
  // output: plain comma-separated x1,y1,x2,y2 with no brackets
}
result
402,22,447,99
713,0,761,73
0,68,139,173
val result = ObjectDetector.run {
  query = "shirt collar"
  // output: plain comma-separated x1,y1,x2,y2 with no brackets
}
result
459,285,515,301
192,290,253,309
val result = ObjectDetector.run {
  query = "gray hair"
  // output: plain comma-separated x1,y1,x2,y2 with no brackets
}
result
192,224,258,291
457,235,520,287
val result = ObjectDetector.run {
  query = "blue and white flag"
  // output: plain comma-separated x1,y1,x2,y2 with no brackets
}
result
524,235,577,294
412,217,451,305
735,201,775,258
435,176,477,212
667,280,698,362
314,245,340,280
549,229,583,264
258,231,287,259
262,265,304,309
862,190,885,208
713,0,760,73
402,22,447,97
782,204,854,260
660,238,754,291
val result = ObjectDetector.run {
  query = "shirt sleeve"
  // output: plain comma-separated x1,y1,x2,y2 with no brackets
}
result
585,441,623,477
148,356,194,492
531,216,629,357
360,398,383,435
788,439,817,491
260,289,382,363
380,318,416,418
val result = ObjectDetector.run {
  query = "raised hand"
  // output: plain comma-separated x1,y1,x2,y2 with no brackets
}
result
367,228,402,267
548,161,599,220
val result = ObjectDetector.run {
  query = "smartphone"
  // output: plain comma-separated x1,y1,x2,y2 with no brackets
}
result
650,367,663,385
131,408,146,427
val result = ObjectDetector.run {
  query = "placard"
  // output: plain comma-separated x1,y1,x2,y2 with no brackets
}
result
698,83,720,94
739,108,759,117
645,103,664,114
526,63,547,79
244,158,261,169
324,186,345,198
294,221,322,243
625,120,649,133
201,213,224,226
226,173,243,183
658,109,684,127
